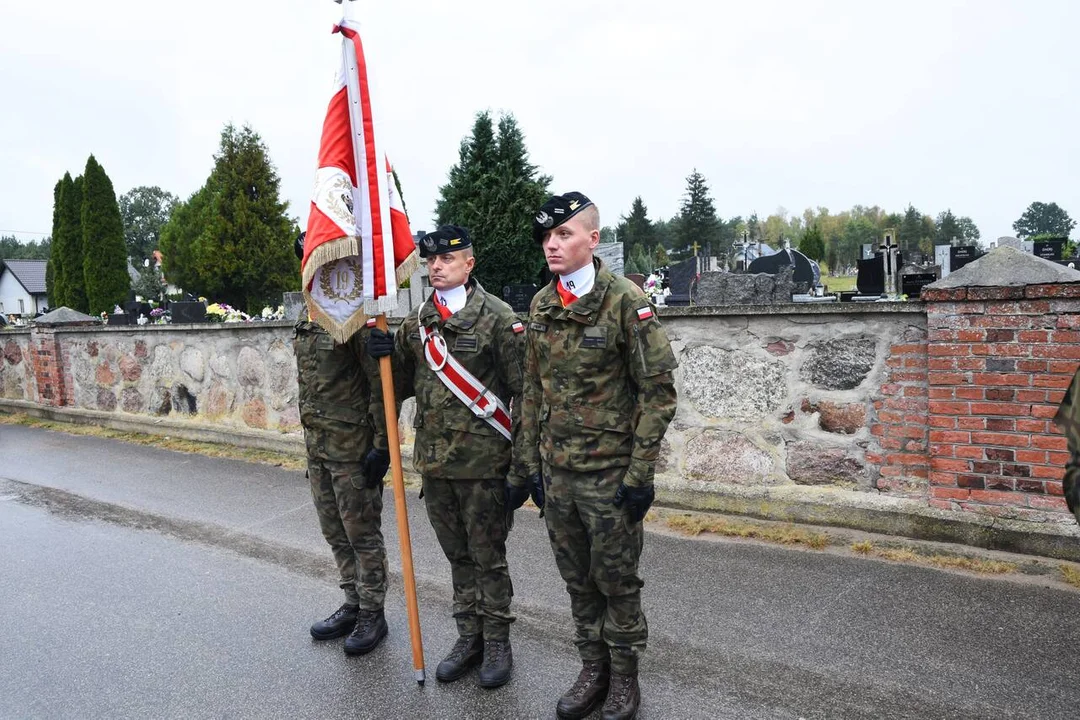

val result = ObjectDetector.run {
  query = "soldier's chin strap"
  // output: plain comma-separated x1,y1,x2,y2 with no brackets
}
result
417,303,512,441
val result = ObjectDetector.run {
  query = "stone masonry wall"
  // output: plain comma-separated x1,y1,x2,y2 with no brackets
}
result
1,329,36,403
659,305,925,494
2,298,1075,527
17,322,302,433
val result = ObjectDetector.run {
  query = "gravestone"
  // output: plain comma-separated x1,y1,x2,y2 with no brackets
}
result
746,246,817,293
282,291,305,321
1034,240,1064,261
900,271,938,299
170,300,207,324
950,245,981,273
595,242,624,276
108,312,133,326
694,266,796,306
502,284,539,313
665,257,700,306
855,255,885,295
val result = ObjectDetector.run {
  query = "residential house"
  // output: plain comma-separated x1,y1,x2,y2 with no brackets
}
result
0,259,48,318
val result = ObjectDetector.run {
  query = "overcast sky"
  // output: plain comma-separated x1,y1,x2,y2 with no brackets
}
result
2,0,1077,247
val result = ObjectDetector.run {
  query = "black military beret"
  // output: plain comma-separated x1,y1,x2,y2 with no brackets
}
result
532,191,594,243
295,231,306,261
419,224,472,258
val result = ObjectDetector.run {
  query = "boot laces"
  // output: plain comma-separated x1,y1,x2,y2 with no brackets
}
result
353,609,378,635
328,604,356,622
570,663,602,698
482,640,504,664
447,635,477,662
610,673,634,703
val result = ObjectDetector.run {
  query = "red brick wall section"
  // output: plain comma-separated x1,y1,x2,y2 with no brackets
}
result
921,283,1078,522
867,330,930,496
29,328,67,407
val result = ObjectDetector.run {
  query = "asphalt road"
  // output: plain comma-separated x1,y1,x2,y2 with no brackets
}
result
1,423,1078,719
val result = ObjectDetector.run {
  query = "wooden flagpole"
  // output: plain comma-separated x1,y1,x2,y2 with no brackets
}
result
332,0,424,683
376,314,426,685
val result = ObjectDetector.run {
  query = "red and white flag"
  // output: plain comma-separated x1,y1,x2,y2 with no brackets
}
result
302,4,417,342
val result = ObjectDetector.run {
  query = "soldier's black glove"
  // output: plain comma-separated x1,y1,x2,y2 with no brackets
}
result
367,329,394,358
362,447,391,488
528,472,545,515
506,482,530,512
613,483,655,524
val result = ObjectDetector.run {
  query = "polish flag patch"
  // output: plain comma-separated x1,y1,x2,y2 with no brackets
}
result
366,318,377,328
511,321,525,334
636,307,654,321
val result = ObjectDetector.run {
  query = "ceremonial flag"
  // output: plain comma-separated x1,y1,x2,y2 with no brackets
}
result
304,1,427,684
303,5,417,342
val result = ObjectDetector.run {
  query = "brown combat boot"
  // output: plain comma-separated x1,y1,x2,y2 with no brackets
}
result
601,671,640,720
556,661,610,720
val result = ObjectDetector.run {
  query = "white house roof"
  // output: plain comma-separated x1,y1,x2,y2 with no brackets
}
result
1,259,48,294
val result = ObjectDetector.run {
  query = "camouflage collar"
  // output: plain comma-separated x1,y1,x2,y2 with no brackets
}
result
535,257,612,324
419,279,487,331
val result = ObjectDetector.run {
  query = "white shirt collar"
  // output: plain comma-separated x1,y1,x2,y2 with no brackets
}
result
434,283,468,314
558,262,596,298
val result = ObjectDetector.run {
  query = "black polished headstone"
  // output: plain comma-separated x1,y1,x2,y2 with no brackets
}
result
949,246,980,272
856,255,885,295
108,312,133,326
502,284,539,313
1034,241,1064,261
901,272,938,299
747,248,817,289
170,301,207,324
665,257,699,307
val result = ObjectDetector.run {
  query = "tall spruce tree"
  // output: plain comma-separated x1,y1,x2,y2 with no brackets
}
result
81,155,130,315
435,111,550,289
675,169,720,260
185,124,298,311
617,197,655,263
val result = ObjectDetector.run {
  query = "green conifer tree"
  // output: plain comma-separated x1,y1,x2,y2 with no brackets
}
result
81,156,131,315
436,111,550,289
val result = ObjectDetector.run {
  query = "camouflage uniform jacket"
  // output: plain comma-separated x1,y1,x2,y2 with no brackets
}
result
517,257,678,487
294,320,388,461
1052,367,1080,524
394,280,526,480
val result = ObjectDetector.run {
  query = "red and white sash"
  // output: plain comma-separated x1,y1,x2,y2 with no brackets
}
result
418,305,512,441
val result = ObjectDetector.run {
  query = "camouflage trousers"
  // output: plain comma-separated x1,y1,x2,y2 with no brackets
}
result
308,459,387,611
422,475,514,641
543,463,646,675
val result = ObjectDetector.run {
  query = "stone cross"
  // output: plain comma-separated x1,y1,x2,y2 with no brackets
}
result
880,232,899,298
733,232,750,271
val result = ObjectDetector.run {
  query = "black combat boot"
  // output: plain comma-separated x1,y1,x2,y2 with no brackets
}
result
601,671,640,720
343,608,387,655
435,635,483,682
477,639,513,688
310,603,359,640
556,661,610,720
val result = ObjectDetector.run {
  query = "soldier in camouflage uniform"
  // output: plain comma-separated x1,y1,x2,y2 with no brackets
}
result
1052,367,1080,526
367,225,527,689
512,192,678,720
293,232,392,656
